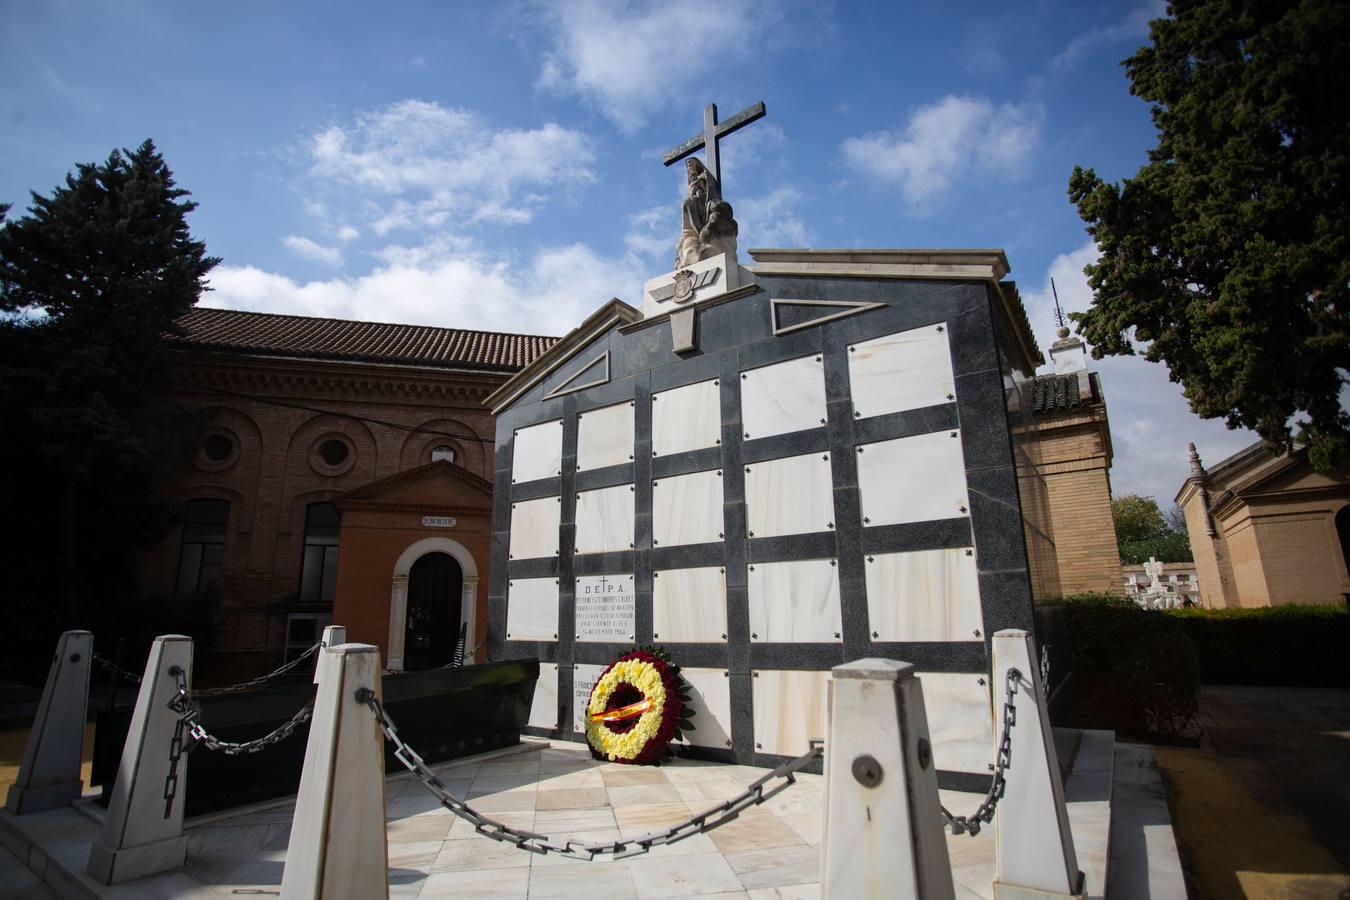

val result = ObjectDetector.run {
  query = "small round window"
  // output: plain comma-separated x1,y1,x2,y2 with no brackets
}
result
431,445,456,464
203,433,234,462
319,439,350,467
196,429,239,471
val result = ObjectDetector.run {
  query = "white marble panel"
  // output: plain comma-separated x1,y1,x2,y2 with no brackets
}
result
652,378,721,456
573,483,634,554
576,402,634,472
740,354,827,440
652,468,723,547
512,419,563,483
652,566,727,643
918,672,995,775
751,669,830,757
747,559,842,642
575,574,635,642
676,667,732,749
572,664,605,734
505,578,559,641
508,496,560,560
857,430,968,526
528,663,559,730
865,547,983,642
848,324,956,419
744,452,835,538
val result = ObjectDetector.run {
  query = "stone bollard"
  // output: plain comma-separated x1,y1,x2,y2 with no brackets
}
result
822,659,954,900
87,634,193,885
281,643,388,900
992,629,1085,899
6,630,94,814
314,626,347,684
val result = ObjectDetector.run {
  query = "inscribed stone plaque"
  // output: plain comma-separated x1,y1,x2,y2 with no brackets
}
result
676,667,733,749
748,558,842,643
652,468,723,547
528,662,559,730
577,401,634,472
505,577,559,641
512,419,563,483
744,452,835,538
574,484,635,554
857,430,968,527
574,574,635,642
572,664,605,734
652,566,727,643
848,324,955,419
918,672,995,774
751,669,830,757
739,354,827,440
509,496,560,560
865,548,982,642
652,378,720,456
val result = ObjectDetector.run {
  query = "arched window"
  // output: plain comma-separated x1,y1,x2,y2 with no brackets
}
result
431,444,456,464
175,499,229,599
299,502,340,606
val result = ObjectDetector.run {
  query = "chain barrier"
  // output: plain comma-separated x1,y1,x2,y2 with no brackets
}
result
92,652,142,684
191,641,325,697
940,667,1025,837
359,687,823,861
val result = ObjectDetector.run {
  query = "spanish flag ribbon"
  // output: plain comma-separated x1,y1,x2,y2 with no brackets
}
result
589,697,653,722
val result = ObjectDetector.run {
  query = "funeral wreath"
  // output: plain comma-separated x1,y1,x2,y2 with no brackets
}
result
585,646,694,764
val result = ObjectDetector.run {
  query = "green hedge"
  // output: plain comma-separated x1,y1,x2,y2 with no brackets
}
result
1056,594,1201,742
1164,604,1349,687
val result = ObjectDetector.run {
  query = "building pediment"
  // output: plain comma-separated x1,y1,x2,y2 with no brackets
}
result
335,460,492,512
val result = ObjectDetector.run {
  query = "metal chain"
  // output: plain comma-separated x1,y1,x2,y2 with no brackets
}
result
91,652,142,684
940,667,1025,836
359,687,823,861
186,702,315,756
191,641,325,696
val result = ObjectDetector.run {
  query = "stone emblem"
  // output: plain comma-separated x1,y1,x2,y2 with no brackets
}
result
673,269,695,303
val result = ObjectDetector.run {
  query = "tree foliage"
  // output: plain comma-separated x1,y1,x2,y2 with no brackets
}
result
1112,494,1192,563
0,140,219,639
1069,0,1350,471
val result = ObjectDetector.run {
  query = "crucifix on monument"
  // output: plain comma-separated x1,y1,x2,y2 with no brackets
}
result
647,101,767,352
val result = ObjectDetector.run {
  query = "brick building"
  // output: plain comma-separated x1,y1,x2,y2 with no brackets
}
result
140,307,554,679
1012,327,1122,597
1177,441,1350,607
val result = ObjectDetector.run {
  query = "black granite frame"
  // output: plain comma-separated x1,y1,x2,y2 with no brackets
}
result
488,276,1035,785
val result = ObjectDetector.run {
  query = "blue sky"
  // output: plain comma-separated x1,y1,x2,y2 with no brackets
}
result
0,0,1258,504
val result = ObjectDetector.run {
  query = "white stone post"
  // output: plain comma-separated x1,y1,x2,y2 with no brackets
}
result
822,659,954,900
6,630,93,814
386,576,408,672
992,629,1084,899
87,634,192,885
315,626,347,684
461,577,479,663
281,643,388,900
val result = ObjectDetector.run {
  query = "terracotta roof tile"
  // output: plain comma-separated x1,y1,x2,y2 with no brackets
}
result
169,307,557,372
1028,372,1098,414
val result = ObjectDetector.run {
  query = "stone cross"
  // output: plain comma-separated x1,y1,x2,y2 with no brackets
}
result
662,101,767,190
1143,556,1165,589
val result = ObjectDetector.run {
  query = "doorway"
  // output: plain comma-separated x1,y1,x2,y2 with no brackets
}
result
404,551,463,670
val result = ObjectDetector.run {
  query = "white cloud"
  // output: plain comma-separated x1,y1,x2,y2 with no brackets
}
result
1022,241,1256,504
532,0,775,133
841,95,1043,208
282,235,342,267
306,99,593,233
1051,0,1164,71
207,242,643,337
624,206,675,263
737,186,810,249
335,225,359,242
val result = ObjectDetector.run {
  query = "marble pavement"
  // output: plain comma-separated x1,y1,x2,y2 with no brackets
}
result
0,728,1162,899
